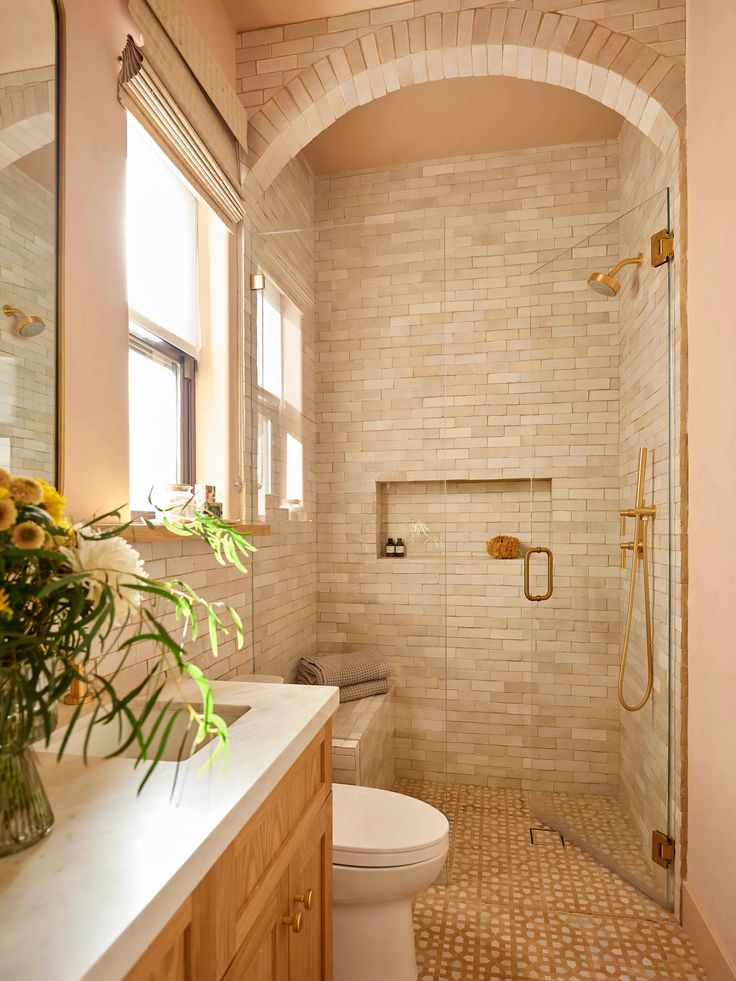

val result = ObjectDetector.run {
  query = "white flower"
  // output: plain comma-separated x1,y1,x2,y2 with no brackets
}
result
60,534,148,623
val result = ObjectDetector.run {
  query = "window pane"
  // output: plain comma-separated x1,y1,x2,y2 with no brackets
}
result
126,115,199,352
285,433,303,505
129,341,180,511
257,414,272,517
283,305,302,411
257,288,282,398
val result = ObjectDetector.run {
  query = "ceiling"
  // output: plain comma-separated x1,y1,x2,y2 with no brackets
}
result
302,77,624,175
222,0,401,32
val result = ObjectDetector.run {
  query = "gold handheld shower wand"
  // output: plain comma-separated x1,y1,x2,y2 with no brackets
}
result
618,447,656,712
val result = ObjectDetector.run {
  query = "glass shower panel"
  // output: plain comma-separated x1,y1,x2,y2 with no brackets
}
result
526,190,676,907
247,216,449,803
441,214,535,819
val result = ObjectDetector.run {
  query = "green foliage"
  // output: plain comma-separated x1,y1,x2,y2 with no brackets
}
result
0,492,253,792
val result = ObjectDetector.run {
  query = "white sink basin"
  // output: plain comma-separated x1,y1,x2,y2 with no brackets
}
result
39,701,250,763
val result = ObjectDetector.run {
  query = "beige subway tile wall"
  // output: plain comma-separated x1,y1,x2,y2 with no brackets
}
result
235,0,685,114
314,140,624,792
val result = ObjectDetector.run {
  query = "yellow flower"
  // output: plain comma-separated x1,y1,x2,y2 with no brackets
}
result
0,588,10,618
39,479,66,523
11,520,45,550
0,487,8,500
9,476,43,506
0,468,10,490
0,498,18,532
53,519,73,542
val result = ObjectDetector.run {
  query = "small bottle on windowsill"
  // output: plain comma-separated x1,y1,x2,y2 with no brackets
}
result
385,537,396,558
395,538,406,558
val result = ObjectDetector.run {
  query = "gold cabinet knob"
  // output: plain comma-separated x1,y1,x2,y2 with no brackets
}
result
294,889,314,911
282,911,303,934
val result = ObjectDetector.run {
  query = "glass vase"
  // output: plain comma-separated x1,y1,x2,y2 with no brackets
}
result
0,702,54,857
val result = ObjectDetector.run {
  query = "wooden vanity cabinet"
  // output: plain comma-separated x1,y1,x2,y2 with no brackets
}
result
126,725,332,981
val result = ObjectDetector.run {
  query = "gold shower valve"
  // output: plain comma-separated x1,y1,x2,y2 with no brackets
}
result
620,541,633,569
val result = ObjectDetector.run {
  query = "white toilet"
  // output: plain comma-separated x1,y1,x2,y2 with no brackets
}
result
332,783,449,981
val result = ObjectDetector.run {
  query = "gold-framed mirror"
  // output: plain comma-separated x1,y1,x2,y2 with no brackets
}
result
0,0,61,485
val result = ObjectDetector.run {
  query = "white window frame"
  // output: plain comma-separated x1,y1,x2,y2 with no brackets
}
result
126,114,228,516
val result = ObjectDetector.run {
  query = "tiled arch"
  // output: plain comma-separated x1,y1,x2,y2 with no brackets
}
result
244,5,685,196
0,79,55,170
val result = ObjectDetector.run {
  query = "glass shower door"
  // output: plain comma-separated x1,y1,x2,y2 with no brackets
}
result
526,190,677,908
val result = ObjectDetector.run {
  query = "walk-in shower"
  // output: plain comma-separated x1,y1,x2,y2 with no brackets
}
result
249,178,679,909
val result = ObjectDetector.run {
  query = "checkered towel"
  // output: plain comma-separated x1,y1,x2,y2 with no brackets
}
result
338,678,390,703
296,651,389,688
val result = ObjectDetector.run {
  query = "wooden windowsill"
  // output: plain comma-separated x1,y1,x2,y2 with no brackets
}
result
99,521,271,543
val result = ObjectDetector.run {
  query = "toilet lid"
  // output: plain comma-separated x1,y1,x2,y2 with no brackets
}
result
332,784,449,868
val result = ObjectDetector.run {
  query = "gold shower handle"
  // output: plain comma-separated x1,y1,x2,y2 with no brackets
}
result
524,546,553,602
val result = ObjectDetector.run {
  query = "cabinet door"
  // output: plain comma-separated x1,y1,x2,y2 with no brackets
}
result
126,901,193,981
224,875,289,981
287,795,333,981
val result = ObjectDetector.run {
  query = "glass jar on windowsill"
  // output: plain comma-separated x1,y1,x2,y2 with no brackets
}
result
151,483,196,524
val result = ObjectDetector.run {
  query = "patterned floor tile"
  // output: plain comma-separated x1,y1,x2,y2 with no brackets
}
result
395,779,706,981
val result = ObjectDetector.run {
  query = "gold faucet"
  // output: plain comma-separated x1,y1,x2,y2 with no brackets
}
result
617,448,656,712
62,660,95,705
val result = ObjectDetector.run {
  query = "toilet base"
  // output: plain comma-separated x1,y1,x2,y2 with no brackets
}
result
334,896,417,981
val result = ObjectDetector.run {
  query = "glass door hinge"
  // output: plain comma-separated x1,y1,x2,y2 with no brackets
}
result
652,830,675,868
651,229,675,267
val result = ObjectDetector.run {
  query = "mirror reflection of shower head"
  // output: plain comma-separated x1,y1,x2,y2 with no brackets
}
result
587,253,643,297
2,304,46,338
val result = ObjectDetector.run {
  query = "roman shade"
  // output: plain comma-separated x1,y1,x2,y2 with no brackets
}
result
118,0,247,224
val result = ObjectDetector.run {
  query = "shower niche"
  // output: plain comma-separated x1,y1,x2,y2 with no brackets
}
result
375,477,552,563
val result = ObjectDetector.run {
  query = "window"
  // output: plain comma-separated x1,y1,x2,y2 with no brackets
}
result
128,327,194,512
256,414,272,518
125,114,227,513
126,116,199,357
255,276,305,516
257,290,282,399
285,434,303,507
256,278,302,410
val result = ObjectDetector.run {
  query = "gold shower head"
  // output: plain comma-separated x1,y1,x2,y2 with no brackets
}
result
3,304,46,338
587,253,643,298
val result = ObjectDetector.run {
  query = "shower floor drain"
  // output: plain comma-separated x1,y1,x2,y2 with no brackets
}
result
529,827,565,847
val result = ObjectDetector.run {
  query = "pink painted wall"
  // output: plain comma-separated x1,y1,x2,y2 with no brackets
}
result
61,0,236,519
62,0,133,520
685,0,736,971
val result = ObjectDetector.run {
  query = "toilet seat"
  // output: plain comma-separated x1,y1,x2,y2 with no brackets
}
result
332,784,449,868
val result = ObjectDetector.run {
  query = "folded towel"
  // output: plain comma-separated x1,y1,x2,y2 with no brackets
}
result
338,678,390,703
296,651,389,688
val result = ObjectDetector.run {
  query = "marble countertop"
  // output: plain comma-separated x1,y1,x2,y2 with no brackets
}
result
0,680,339,981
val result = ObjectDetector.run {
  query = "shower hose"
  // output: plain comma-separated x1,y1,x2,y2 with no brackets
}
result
618,515,654,712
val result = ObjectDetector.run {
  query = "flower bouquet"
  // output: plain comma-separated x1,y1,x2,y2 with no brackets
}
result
0,468,255,856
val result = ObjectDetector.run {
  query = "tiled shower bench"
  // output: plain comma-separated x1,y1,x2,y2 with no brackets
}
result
332,685,395,790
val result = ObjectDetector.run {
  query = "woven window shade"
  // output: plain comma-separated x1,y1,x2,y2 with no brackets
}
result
119,0,246,225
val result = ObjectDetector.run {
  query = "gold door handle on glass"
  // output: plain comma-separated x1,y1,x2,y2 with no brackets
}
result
523,546,553,602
